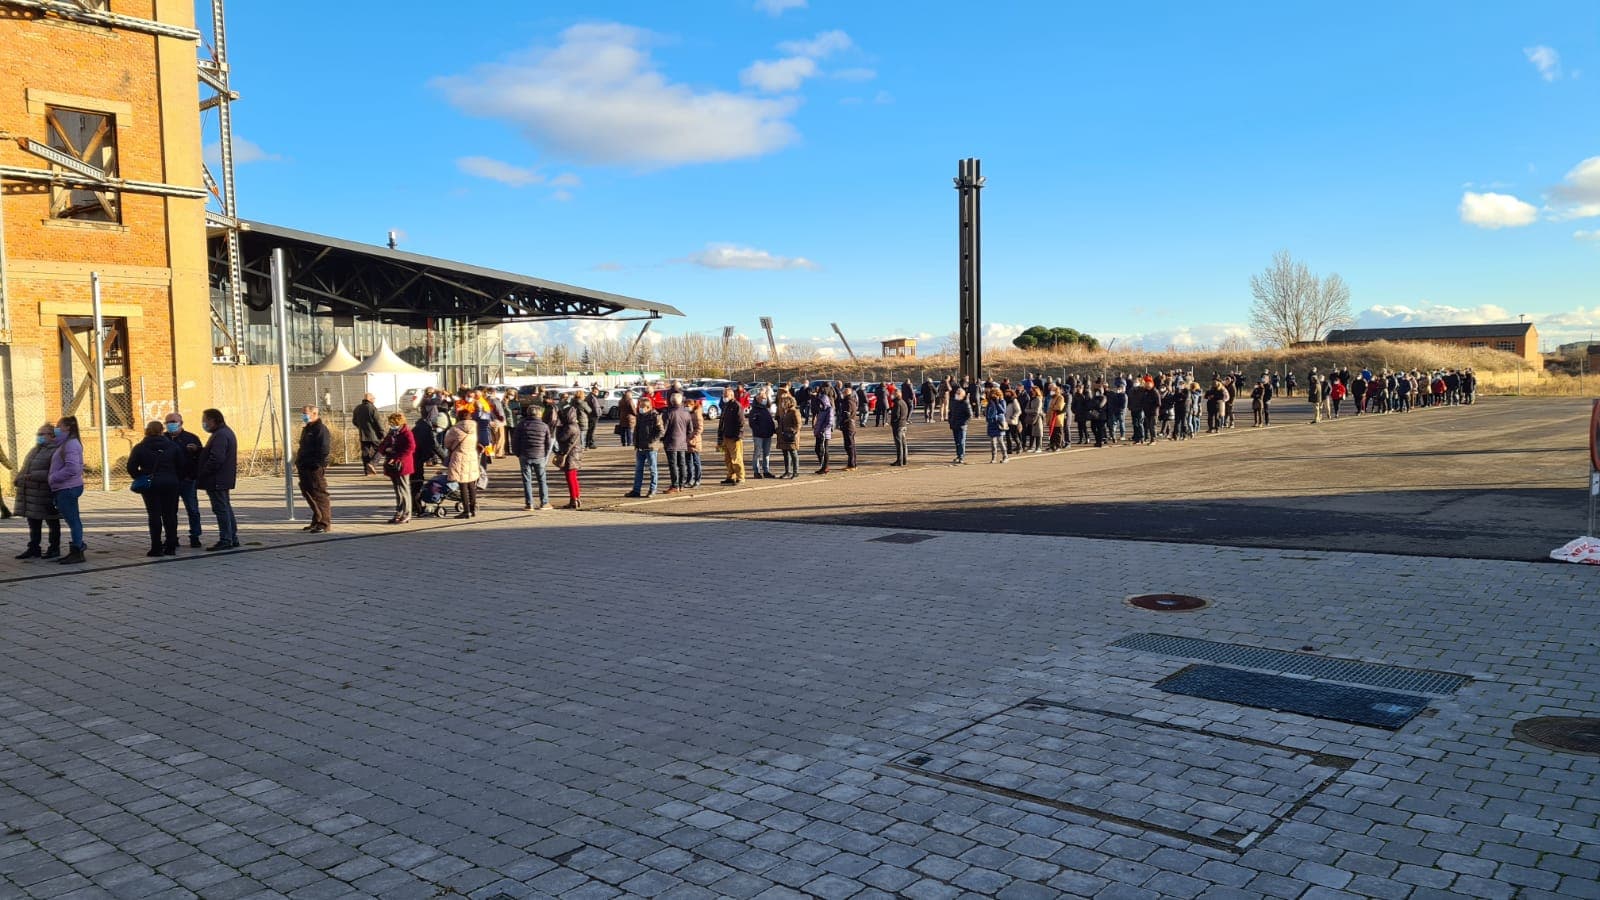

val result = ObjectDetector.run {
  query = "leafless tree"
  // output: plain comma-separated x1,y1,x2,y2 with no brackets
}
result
1248,250,1352,347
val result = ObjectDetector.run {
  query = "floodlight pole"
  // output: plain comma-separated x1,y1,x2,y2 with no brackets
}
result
831,323,858,362
955,158,985,384
759,316,778,362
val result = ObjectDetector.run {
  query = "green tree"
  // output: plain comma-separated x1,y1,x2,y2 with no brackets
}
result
1013,325,1099,351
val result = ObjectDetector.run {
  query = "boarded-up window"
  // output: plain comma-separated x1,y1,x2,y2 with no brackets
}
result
46,107,119,223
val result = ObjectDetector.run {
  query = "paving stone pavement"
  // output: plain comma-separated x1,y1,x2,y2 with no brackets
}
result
0,506,1597,899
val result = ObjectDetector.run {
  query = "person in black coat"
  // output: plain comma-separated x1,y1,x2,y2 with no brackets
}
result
295,406,334,532
128,421,181,557
837,385,860,470
889,390,911,466
512,404,553,509
196,409,239,551
410,411,440,506
352,394,384,475
164,413,205,547
747,392,777,479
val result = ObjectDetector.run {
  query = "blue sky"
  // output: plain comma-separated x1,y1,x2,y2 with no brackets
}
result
211,0,1600,356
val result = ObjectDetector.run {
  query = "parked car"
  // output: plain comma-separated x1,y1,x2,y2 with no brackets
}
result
680,388,724,419
598,387,648,418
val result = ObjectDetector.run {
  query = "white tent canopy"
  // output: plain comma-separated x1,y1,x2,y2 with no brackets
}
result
301,338,362,373
348,340,428,375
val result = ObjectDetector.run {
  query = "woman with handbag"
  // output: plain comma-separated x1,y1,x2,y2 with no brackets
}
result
377,412,416,523
13,424,62,559
556,394,585,509
443,412,481,518
128,421,181,557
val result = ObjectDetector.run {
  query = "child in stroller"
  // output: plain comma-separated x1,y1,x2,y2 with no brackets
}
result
416,471,465,518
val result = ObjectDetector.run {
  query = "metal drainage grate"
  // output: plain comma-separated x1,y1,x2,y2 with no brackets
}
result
1128,593,1208,611
1513,717,1600,755
1158,665,1430,730
1111,632,1470,695
869,532,938,544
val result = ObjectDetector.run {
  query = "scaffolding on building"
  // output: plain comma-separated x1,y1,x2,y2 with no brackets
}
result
199,0,245,363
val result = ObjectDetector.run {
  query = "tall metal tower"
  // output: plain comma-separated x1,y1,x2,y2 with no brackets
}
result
955,158,984,383
199,0,244,362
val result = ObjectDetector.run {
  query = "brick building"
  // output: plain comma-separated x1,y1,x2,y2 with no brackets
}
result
1322,322,1541,366
0,0,211,472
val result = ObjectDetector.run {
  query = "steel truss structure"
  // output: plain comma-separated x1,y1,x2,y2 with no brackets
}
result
215,220,682,326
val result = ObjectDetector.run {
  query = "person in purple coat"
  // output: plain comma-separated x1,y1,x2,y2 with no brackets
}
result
811,387,835,475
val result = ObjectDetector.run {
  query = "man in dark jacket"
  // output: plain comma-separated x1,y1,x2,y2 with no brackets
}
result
628,401,664,497
512,404,553,509
838,384,860,470
872,383,888,427
196,408,239,550
410,411,440,506
717,387,747,484
352,393,384,475
889,388,911,466
295,406,333,532
948,388,973,464
164,412,205,547
585,390,601,449
660,394,694,493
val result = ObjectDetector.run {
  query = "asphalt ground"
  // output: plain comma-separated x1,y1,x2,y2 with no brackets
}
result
578,396,1597,562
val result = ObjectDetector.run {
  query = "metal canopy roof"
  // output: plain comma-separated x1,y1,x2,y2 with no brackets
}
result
211,220,683,325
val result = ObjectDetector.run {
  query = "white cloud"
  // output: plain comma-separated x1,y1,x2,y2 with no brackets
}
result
1356,302,1514,328
832,67,877,82
778,30,853,58
202,135,281,169
1546,156,1600,220
740,56,818,93
456,156,543,187
1575,229,1600,241
549,173,582,188
552,190,574,202
1105,323,1253,352
1525,45,1561,81
1459,191,1538,228
435,23,800,168
755,0,805,14
687,243,818,270
873,90,894,105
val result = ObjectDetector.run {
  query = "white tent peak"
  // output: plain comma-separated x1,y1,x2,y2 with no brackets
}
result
348,340,428,375
301,339,361,373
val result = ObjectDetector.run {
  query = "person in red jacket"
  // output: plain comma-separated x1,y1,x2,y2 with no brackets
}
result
1330,379,1347,418
377,412,417,523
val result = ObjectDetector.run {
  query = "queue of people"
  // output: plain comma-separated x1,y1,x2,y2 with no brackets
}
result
7,364,1480,562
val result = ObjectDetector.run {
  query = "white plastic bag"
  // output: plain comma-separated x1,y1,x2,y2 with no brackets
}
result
1549,536,1600,565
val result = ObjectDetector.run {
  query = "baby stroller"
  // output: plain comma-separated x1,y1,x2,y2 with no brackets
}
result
416,472,465,518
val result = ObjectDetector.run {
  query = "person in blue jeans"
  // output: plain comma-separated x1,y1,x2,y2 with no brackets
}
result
164,412,205,548
49,415,87,564
627,400,663,497
947,388,972,464
512,404,553,510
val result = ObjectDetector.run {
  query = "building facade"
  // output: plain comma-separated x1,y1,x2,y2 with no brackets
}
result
1322,323,1541,366
0,0,211,473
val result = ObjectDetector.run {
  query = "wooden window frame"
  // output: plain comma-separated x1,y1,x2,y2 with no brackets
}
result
44,105,120,224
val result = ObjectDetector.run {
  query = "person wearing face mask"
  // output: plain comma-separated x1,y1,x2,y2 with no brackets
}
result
294,406,333,533
195,408,239,551
376,412,416,523
49,416,86,564
163,412,205,548
13,424,62,559
128,421,182,557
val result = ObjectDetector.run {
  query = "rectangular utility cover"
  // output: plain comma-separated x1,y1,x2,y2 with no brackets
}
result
892,699,1349,851
1157,664,1430,730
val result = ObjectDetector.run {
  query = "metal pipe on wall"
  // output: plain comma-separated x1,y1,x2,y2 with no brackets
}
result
90,272,111,491
270,248,296,519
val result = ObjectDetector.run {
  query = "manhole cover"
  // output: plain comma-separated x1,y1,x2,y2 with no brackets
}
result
1513,717,1600,755
869,533,938,544
1128,593,1208,611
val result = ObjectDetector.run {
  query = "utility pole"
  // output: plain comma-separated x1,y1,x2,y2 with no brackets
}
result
955,158,985,384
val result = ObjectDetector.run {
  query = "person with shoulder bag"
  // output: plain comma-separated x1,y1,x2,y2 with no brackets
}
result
128,421,182,557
